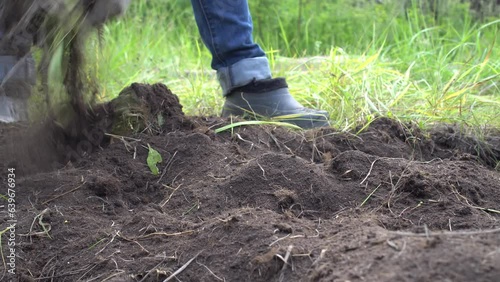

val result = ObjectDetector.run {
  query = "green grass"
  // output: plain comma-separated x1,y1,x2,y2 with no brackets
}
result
214,120,302,133
87,0,499,131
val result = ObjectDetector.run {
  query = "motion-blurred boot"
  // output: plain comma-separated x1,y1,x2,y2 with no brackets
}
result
0,55,35,123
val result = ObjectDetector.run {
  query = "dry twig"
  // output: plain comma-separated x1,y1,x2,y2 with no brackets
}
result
278,245,294,282
164,251,203,282
160,184,183,207
42,182,87,205
359,158,380,185
388,227,500,237
196,261,224,281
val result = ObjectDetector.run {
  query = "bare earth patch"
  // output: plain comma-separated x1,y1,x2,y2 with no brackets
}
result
1,84,499,282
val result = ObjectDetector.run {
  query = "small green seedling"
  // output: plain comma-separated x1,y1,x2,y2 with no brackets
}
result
147,144,163,175
0,226,12,272
0,194,8,202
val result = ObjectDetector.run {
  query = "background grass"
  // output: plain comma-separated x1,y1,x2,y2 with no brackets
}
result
89,0,499,131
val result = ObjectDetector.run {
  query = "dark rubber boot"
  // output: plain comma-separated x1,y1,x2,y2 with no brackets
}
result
0,95,28,123
222,78,329,129
0,55,35,123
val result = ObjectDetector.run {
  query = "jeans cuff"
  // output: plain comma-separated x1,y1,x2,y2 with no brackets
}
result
217,57,272,96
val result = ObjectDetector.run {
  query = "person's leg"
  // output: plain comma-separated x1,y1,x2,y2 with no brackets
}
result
0,2,36,123
190,0,270,95
190,0,329,128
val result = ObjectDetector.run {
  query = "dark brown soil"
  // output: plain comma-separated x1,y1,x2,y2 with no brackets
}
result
1,84,499,282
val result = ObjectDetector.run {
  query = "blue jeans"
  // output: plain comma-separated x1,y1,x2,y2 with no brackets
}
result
190,0,272,96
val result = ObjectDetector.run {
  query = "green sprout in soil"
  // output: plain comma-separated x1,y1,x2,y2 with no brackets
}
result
147,144,163,175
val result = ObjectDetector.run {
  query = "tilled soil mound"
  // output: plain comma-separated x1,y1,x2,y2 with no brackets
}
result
1,83,499,282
